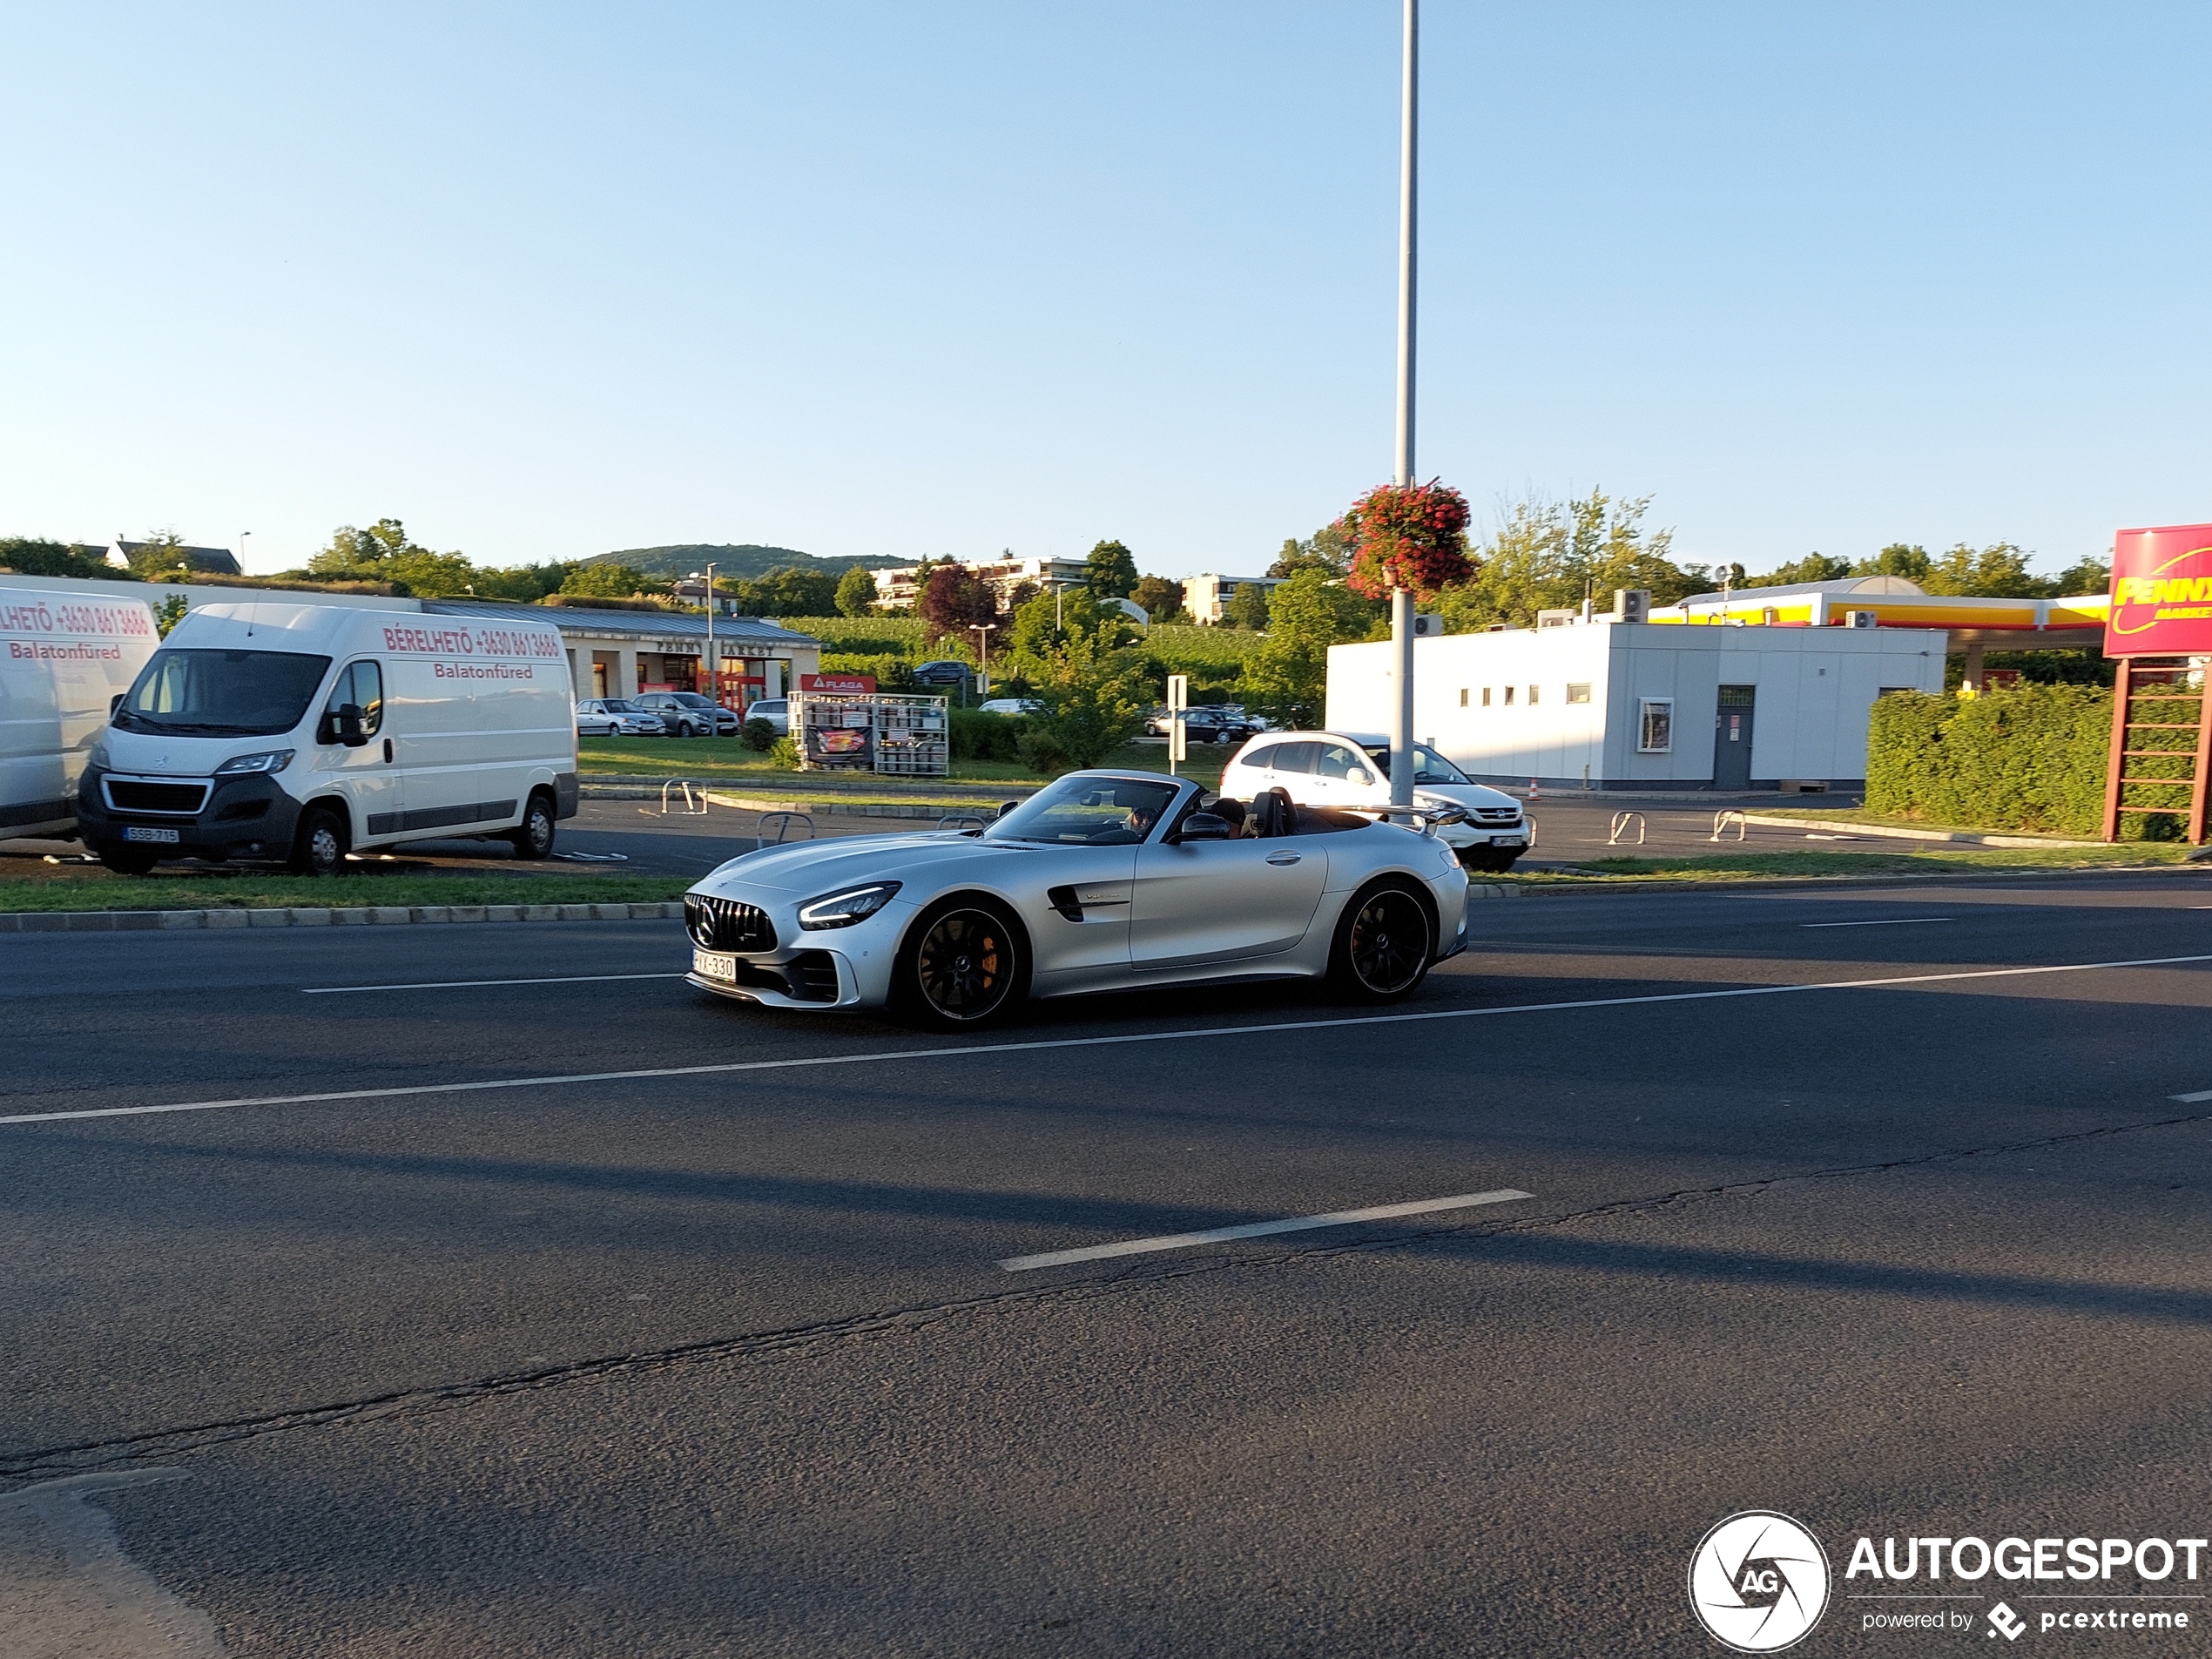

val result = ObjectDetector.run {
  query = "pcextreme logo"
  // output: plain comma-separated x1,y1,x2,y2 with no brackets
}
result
1689,1511,1831,1652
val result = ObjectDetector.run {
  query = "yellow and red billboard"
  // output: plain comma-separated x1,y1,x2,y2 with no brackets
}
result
2107,523,2212,657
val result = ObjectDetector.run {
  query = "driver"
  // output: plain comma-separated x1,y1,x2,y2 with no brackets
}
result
1125,802,1159,839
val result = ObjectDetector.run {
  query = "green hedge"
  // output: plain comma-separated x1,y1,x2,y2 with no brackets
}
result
1866,685,2196,839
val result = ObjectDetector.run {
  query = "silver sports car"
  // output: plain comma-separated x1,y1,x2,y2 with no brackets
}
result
683,769,1471,1027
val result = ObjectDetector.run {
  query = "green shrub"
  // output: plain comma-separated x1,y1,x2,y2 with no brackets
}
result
768,735,801,770
740,718,775,752
948,707,1024,762
1015,726,1069,776
1865,685,2184,839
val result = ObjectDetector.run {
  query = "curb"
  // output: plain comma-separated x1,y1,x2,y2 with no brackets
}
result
1742,813,2108,849
0,900,689,934
1466,884,1516,900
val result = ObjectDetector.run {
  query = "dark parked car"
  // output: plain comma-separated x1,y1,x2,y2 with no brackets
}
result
1145,704,1262,744
631,691,740,737
910,660,972,688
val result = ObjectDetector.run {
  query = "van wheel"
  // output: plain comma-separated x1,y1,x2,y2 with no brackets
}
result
98,844,160,876
508,792,556,860
290,806,347,877
1326,880,1434,1002
893,897,1027,1029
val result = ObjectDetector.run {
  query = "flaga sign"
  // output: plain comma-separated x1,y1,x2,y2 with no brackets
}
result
2107,523,2212,657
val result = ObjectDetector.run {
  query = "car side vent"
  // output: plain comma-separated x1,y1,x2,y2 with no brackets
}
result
786,951,840,1002
685,894,776,953
1044,885,1086,922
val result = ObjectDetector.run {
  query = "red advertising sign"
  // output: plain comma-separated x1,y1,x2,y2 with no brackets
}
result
2107,523,2212,657
800,672,876,694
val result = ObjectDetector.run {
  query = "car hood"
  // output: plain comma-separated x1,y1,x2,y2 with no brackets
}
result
695,832,1021,894
1410,783,1521,813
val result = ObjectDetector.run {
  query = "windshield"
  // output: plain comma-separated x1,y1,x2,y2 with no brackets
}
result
1362,743,1473,786
671,693,714,707
116,649,333,738
986,775,1181,845
598,698,639,712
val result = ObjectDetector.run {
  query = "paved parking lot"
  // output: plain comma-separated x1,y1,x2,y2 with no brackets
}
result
5,866,2211,1655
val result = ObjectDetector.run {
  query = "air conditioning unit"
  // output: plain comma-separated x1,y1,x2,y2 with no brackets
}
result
1613,589,1650,624
1535,609,1578,629
1412,613,1445,637
1844,610,1878,629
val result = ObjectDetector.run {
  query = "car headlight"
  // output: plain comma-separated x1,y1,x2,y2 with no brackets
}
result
214,749,295,776
796,881,901,930
86,740,111,771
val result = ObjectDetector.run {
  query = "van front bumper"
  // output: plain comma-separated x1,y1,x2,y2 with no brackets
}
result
76,766,302,863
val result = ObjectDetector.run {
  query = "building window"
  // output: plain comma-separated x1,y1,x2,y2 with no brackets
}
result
1503,686,1515,706
1481,687,1492,706
1639,698,1674,753
1566,683,1591,705
1527,685,1540,705
1459,688,1467,707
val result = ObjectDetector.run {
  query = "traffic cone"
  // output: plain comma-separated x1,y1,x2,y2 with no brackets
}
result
1528,778,1541,799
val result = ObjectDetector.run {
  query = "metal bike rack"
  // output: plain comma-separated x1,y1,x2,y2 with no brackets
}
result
755,811,814,849
1608,810,1647,846
656,779,707,816
935,813,989,834
1711,809,1747,842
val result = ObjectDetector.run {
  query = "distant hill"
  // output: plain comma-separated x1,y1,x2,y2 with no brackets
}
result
582,544,907,581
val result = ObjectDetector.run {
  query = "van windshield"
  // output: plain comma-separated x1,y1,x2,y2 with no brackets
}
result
115,650,333,738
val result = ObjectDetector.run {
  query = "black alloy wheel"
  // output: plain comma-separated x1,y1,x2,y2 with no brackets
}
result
290,806,347,877
508,792,556,860
1329,882,1433,1001
900,901,1024,1028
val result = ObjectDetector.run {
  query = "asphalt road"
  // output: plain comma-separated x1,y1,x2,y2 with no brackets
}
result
5,868,2212,1656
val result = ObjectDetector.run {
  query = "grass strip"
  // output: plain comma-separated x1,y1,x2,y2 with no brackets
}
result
0,873,695,914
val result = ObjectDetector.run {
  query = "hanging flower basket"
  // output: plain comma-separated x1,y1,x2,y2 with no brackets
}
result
1341,481,1474,599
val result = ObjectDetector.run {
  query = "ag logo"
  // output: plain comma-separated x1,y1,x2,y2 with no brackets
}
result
1689,1511,1831,1652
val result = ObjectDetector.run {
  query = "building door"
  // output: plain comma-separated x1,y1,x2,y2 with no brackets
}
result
1713,685,1756,790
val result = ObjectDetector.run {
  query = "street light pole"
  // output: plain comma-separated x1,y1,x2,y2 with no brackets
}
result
691,563,719,731
968,623,997,692
1388,0,1420,814
239,530,251,571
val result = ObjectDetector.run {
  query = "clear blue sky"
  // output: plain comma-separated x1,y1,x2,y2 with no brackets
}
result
5,3,2205,583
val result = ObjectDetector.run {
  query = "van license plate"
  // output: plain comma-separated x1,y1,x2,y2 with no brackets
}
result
1490,835,1527,847
123,826,182,844
692,948,737,982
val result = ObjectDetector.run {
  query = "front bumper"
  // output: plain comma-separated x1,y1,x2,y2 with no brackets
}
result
76,766,301,863
683,889,910,1011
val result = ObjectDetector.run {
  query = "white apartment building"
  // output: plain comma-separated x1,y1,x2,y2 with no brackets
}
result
1181,572,1282,625
872,556,1089,610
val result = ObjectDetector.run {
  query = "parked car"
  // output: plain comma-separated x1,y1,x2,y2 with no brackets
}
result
978,698,1044,717
631,691,740,737
80,600,578,875
910,660,972,688
575,698,666,738
1220,729,1531,872
744,698,791,736
683,767,1469,1025
1144,705,1262,744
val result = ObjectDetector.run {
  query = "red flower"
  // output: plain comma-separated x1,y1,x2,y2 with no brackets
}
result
1341,480,1474,599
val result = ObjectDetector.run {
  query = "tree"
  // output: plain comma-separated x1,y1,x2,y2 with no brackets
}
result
1858,543,1932,582
562,562,648,597
1131,575,1186,624
1740,553,1852,589
1919,543,2044,598
1341,482,1474,599
126,531,193,578
1238,569,1382,728
1084,539,1139,599
1028,625,1150,769
835,564,878,617
2048,555,2111,596
1006,583,1139,668
1266,519,1355,579
1225,582,1271,630
0,537,117,580
918,563,998,643
1433,490,1693,631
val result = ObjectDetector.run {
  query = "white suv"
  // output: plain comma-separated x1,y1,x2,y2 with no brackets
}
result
1220,729,1531,872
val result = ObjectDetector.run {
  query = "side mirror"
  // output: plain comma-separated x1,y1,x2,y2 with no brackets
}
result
110,693,125,716
997,799,1021,820
337,704,368,747
1176,813,1231,842
1350,769,1374,786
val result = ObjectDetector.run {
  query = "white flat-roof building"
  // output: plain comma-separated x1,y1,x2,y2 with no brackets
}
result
1325,618,1947,791
873,556,1088,610
1181,573,1282,625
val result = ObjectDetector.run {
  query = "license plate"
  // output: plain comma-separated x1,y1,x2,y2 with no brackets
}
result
123,826,182,844
692,948,736,982
1490,835,1527,847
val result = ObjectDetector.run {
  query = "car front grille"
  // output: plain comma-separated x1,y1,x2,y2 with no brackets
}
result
1472,806,1521,825
686,894,777,953
105,779,210,815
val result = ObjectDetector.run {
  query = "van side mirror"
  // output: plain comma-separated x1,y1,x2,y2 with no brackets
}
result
1176,813,1231,842
321,704,368,747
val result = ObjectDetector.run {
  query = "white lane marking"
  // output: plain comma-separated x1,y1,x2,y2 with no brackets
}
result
2173,1089,2212,1103
0,1469,226,1657
302,972,687,995
997,1188,1534,1271
7,950,2212,1129
1801,917,1952,928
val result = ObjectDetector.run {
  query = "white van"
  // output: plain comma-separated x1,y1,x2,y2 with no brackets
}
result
77,601,580,874
0,584,160,842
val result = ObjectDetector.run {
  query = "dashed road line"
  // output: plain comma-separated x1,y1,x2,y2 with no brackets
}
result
996,1188,1534,1271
